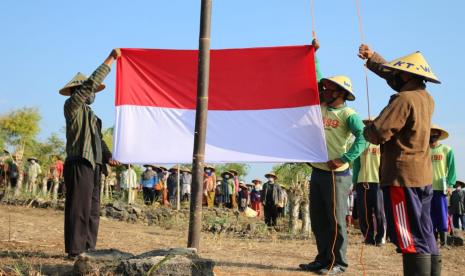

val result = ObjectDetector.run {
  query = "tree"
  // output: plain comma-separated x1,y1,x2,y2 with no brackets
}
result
0,107,41,147
214,163,250,179
273,163,312,234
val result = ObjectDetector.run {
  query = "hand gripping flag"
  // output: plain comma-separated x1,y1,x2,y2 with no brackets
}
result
113,45,327,164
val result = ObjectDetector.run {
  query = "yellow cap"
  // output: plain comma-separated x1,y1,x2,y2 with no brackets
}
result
431,124,449,140
381,51,440,84
321,75,355,101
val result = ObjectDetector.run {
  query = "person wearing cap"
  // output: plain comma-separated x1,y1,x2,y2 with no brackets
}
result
181,168,192,202
156,166,169,206
359,45,440,275
300,75,366,274
140,165,158,205
167,167,179,206
203,166,217,209
450,181,465,230
352,118,386,246
120,164,137,204
26,157,42,195
61,49,120,259
250,179,262,216
261,172,283,227
229,170,239,209
221,171,234,208
429,124,456,247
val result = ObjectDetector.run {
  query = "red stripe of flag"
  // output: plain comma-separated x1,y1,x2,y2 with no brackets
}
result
116,45,319,110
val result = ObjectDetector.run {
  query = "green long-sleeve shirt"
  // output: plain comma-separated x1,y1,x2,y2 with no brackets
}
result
431,144,456,190
64,64,112,168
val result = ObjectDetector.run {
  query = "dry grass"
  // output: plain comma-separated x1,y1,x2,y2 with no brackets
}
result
1,205,465,275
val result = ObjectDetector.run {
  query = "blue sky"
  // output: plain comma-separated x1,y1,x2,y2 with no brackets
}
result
1,0,464,182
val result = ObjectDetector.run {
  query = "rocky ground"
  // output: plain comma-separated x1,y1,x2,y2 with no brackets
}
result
1,203,465,275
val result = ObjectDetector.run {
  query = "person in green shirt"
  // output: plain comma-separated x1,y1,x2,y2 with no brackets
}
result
352,118,386,246
300,74,366,274
429,124,456,247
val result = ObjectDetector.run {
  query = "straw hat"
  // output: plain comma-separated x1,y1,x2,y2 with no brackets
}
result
221,171,233,178
169,166,179,173
431,124,449,140
158,166,168,171
264,172,278,180
362,117,377,125
204,165,216,172
456,180,465,187
59,72,106,96
381,52,440,84
252,179,262,184
239,181,247,189
181,167,191,173
143,164,158,169
27,156,39,162
229,169,238,175
320,75,355,101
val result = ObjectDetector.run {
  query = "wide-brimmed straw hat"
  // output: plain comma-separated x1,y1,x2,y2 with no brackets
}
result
228,169,238,175
431,124,449,140
362,117,377,125
27,156,39,162
59,72,106,96
169,166,179,172
143,164,158,169
264,172,278,179
381,51,440,84
181,167,191,173
221,171,233,178
204,165,216,172
320,75,355,101
252,179,262,184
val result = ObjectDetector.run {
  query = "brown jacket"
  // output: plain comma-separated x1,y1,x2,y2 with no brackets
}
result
363,53,435,187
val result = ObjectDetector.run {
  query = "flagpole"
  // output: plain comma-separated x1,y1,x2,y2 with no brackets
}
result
187,0,212,249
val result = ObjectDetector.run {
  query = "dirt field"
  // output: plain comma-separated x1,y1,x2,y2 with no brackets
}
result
0,205,464,275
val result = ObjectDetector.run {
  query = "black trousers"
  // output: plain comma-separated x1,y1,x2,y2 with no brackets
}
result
355,183,386,244
64,159,101,255
264,204,278,226
143,187,155,205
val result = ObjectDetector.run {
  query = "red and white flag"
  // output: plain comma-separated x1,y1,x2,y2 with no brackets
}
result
113,46,327,164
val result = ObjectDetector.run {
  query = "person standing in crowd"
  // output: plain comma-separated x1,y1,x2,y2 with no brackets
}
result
429,124,456,247
153,166,166,204
250,179,262,216
181,168,192,202
352,118,386,246
359,44,440,275
214,178,223,207
167,167,179,207
203,165,216,209
120,164,137,204
229,170,240,209
300,74,366,274
450,181,465,230
261,172,282,227
61,49,120,259
221,171,234,208
157,166,169,206
140,165,158,205
26,157,42,195
51,155,64,201
238,181,250,212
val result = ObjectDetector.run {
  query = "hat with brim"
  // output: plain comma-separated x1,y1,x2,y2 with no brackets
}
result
380,51,440,84
431,124,449,140
221,171,233,178
239,182,248,189
252,179,262,184
229,169,238,175
265,172,278,180
169,167,179,172
59,72,106,96
181,168,191,173
456,180,465,187
204,165,216,172
321,75,355,101
27,157,39,162
157,166,168,172
143,164,158,169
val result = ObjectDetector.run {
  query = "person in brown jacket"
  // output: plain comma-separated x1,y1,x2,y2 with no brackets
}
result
358,44,441,276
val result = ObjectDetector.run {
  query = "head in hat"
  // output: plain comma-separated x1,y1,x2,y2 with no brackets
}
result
265,172,278,183
27,156,39,163
169,166,179,173
362,117,376,125
155,166,167,173
239,181,247,190
320,75,356,106
430,124,449,145
455,180,465,189
204,165,215,176
221,171,233,179
229,169,238,176
181,167,191,174
216,177,223,185
143,164,157,171
59,72,106,105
